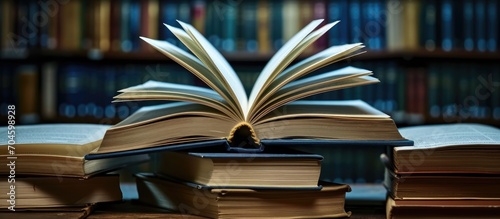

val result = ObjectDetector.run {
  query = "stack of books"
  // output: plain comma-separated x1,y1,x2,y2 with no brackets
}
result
135,149,352,218
0,124,148,217
383,123,500,219
96,19,411,218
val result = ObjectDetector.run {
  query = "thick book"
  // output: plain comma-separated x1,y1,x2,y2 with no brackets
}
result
0,174,122,209
389,123,500,174
135,173,351,219
384,168,500,200
155,150,323,189
89,19,409,156
386,197,500,219
0,124,149,177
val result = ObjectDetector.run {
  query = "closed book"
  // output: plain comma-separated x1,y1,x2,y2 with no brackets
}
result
0,175,122,209
386,197,500,219
136,173,352,219
156,150,323,188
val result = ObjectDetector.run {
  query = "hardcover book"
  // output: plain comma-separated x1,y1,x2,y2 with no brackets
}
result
135,173,352,219
0,124,149,177
88,19,410,157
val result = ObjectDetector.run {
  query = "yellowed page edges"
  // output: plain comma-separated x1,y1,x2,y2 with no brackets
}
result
227,121,260,146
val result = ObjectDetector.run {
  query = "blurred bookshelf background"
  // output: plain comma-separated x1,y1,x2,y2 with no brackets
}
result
1,0,500,184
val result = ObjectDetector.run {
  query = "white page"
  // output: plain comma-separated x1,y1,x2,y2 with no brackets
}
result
252,44,364,114
0,124,110,145
256,100,389,124
397,124,500,150
116,81,239,120
176,21,248,119
140,36,242,120
253,76,379,122
248,19,323,115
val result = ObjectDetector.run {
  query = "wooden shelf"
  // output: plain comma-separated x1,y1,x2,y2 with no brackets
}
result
3,49,500,63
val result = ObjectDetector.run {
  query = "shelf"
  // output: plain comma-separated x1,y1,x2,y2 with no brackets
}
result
3,49,500,63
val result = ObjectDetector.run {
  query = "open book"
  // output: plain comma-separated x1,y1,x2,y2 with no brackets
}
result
0,124,149,177
95,19,407,155
389,123,500,174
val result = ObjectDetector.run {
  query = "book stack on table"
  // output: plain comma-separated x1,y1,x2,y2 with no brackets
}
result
0,124,147,218
383,123,500,219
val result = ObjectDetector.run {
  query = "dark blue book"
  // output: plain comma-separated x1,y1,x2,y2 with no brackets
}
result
328,0,349,46
221,1,237,52
487,0,498,52
441,0,453,51
129,0,141,51
475,0,487,52
419,0,437,51
240,0,257,52
160,0,177,45
463,0,475,51
361,0,383,50
349,0,363,44
120,0,132,52
270,0,283,50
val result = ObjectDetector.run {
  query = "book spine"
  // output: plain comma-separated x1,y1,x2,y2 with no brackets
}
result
349,0,362,44
282,0,299,42
270,0,283,51
110,0,122,51
441,0,453,51
129,0,141,51
17,65,39,124
328,0,349,46
463,0,474,51
257,0,271,53
486,0,498,52
427,64,440,118
240,0,257,52
419,0,437,51
192,0,206,35
221,1,237,52
475,0,487,52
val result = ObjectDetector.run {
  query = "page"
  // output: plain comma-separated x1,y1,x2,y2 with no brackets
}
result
116,81,239,121
396,124,500,150
0,124,109,145
255,100,389,124
139,37,242,120
247,19,324,117
113,102,232,129
251,70,379,122
249,25,364,118
174,21,248,118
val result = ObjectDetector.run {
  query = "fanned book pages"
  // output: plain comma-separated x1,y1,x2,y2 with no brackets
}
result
95,19,407,155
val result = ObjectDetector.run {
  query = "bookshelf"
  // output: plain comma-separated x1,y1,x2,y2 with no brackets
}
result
1,0,500,186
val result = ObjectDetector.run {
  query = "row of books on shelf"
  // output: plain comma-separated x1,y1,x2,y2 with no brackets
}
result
2,61,500,125
2,0,499,55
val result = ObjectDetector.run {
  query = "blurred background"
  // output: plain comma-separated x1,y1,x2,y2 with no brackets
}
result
1,0,499,184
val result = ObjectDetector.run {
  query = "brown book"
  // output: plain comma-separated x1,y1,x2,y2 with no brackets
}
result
386,197,500,219
17,65,39,124
0,124,149,177
155,151,322,188
257,0,271,53
59,0,82,50
136,173,351,219
392,123,500,174
384,169,500,200
0,175,121,210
